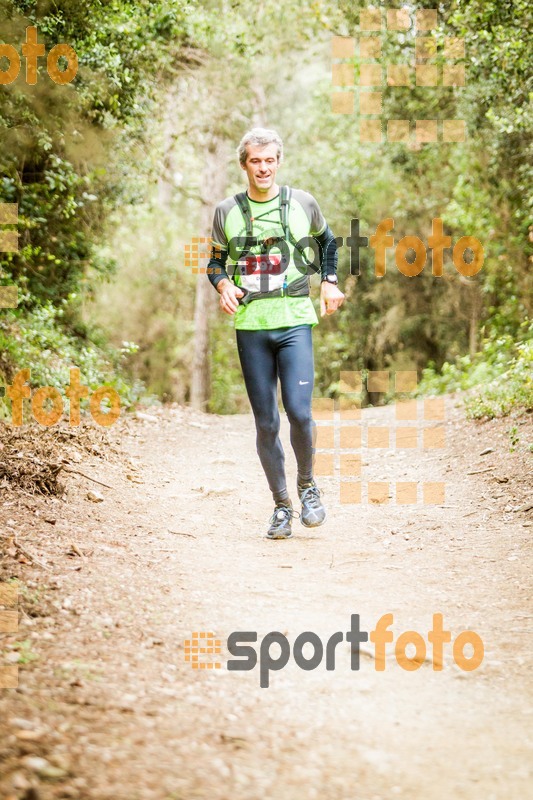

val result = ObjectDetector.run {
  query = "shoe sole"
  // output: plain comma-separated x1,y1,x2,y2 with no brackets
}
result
301,513,326,528
266,531,293,539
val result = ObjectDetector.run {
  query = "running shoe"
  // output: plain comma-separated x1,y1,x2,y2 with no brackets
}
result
266,504,298,539
298,481,326,527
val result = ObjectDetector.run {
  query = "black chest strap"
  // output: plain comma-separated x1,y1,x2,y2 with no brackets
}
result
234,186,311,263
232,187,312,304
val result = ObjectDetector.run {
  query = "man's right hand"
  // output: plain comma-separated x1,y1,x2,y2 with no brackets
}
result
217,279,244,315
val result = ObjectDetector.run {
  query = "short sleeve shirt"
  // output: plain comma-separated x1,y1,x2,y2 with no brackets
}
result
211,187,326,330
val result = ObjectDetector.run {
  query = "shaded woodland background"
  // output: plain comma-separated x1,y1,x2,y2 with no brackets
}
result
0,0,531,423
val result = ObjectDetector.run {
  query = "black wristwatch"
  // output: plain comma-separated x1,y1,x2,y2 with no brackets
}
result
321,274,338,285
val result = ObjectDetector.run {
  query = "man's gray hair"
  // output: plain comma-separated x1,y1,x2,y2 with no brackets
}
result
237,128,284,166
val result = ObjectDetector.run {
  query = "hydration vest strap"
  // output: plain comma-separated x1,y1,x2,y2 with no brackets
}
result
280,185,291,237
232,187,313,297
234,192,253,237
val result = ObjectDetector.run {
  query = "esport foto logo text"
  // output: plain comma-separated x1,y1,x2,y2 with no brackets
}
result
185,613,484,688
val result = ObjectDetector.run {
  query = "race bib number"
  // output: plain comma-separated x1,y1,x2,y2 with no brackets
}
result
236,253,285,294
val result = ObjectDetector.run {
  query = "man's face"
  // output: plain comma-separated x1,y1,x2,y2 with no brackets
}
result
241,142,280,194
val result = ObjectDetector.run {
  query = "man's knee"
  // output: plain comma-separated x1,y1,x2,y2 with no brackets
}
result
256,416,280,440
286,406,313,430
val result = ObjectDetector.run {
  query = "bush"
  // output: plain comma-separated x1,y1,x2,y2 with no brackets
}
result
417,319,533,419
0,295,142,423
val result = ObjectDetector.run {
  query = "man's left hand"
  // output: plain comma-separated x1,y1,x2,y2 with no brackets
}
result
320,281,345,317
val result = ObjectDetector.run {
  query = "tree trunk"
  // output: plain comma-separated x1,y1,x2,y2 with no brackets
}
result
457,274,482,357
251,81,267,126
190,138,229,410
469,284,481,357
157,85,181,211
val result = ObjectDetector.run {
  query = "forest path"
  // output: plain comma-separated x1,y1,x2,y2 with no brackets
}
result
1,399,531,800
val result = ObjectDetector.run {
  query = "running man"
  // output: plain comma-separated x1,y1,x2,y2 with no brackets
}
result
207,128,344,539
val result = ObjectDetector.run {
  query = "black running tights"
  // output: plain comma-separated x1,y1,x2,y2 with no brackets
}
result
236,324,315,498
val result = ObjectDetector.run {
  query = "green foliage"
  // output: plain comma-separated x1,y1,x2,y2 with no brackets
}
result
418,320,533,419
508,426,520,453
285,0,531,407
11,639,39,664
1,0,530,418
208,317,248,414
0,297,142,422
0,0,206,402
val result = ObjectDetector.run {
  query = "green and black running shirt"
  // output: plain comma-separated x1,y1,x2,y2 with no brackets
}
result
211,188,327,330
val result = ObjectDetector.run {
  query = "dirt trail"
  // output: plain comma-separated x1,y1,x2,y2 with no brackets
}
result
1,399,531,800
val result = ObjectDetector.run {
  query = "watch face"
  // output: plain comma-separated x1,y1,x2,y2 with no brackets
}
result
326,275,338,283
